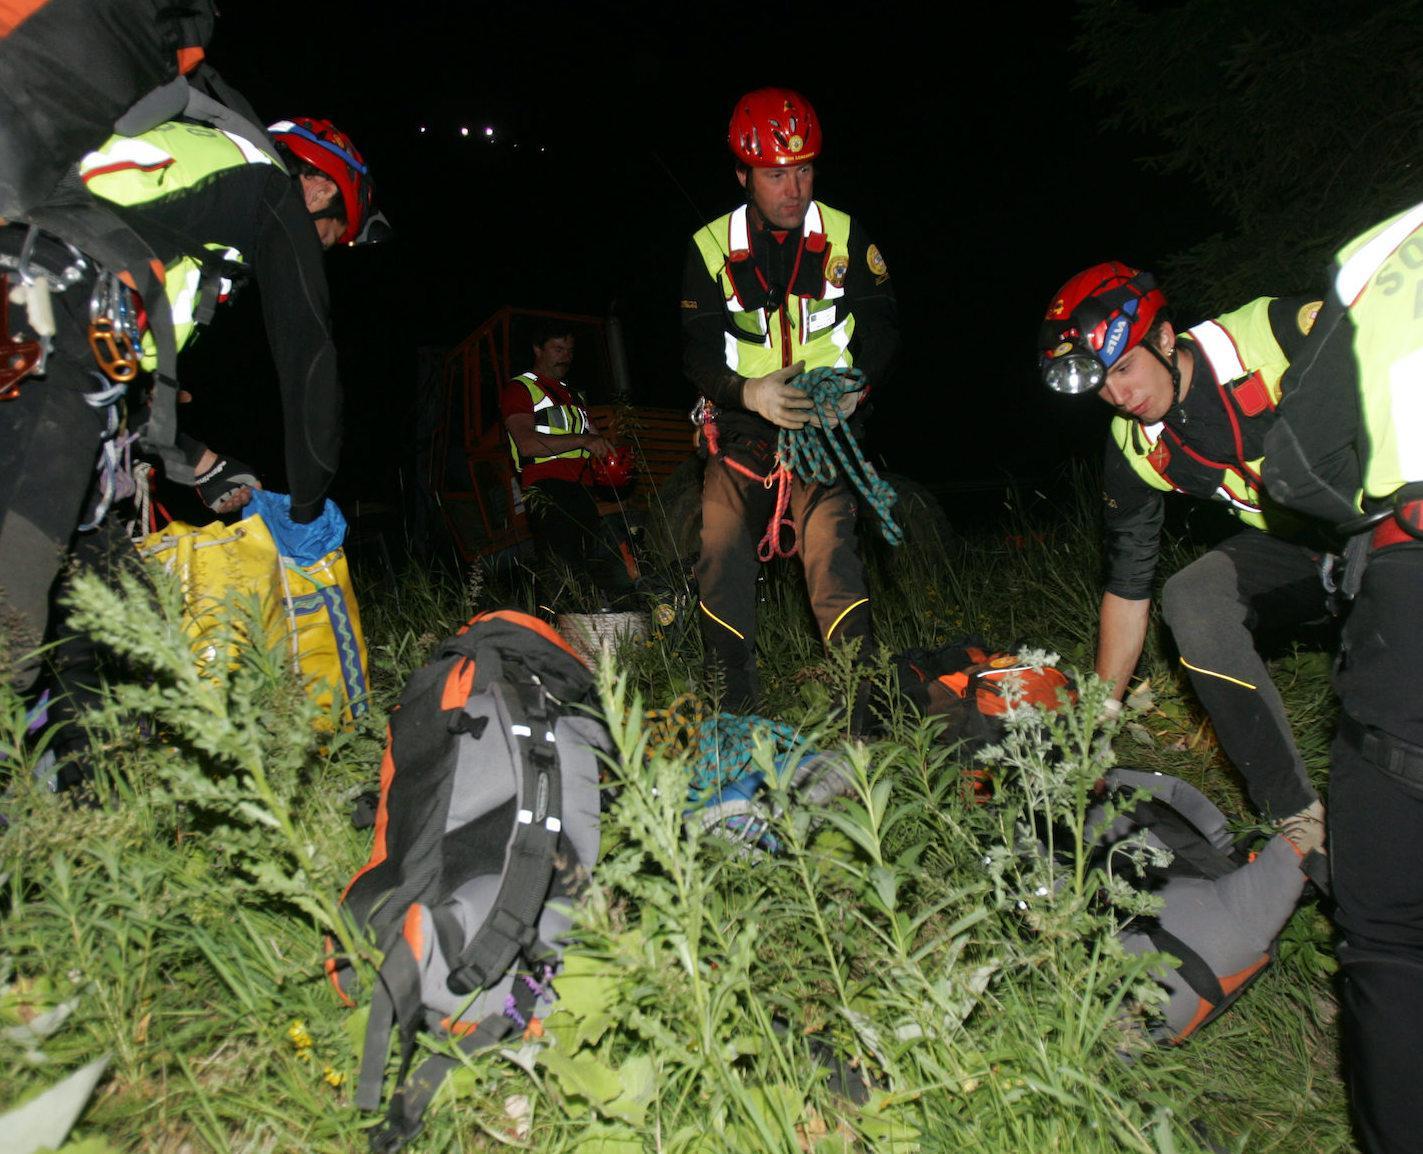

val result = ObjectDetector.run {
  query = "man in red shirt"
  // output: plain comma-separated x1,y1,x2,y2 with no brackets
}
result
500,320,631,607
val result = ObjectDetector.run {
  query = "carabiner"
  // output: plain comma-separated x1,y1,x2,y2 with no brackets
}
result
88,316,140,382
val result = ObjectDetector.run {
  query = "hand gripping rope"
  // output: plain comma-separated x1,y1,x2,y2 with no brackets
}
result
702,366,903,559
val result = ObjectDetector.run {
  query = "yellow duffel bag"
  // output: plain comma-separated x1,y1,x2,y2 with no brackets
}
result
137,491,369,723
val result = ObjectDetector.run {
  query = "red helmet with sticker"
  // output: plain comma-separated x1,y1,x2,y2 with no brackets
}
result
591,444,635,488
728,88,821,168
268,117,373,246
1039,262,1167,395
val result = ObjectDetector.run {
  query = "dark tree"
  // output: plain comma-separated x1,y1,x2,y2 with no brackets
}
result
1075,0,1423,312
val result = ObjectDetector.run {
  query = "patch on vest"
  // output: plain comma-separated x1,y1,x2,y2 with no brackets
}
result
1147,438,1172,476
1230,372,1273,418
825,252,849,288
866,244,888,278
1297,300,1322,335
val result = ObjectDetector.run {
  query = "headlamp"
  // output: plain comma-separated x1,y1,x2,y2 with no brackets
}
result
1042,348,1105,395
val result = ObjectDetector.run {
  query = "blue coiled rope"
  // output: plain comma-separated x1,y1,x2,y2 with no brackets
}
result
778,366,903,546
688,712,806,801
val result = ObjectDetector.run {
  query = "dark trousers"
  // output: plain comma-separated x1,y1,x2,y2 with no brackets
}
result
695,441,870,711
524,478,632,608
0,348,107,689
1160,528,1329,818
1329,543,1423,1154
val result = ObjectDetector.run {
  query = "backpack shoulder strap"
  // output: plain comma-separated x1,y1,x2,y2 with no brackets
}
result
1143,923,1226,1011
445,673,565,994
1128,799,1243,881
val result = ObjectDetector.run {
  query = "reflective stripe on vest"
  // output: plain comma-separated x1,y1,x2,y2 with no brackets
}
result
81,122,281,368
1332,201,1423,497
506,373,591,469
1111,298,1288,532
693,200,855,379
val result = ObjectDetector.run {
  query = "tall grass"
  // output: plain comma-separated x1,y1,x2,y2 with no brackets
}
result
0,475,1351,1152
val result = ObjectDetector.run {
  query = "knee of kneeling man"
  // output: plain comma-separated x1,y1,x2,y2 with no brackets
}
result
1161,554,1234,625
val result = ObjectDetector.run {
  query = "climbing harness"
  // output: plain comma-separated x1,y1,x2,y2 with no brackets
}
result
699,366,903,559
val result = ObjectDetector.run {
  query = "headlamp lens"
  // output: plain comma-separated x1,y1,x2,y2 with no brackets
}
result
1042,352,1105,396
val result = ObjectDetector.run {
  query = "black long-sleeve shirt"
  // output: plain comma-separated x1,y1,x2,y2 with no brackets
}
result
681,204,899,441
121,163,341,522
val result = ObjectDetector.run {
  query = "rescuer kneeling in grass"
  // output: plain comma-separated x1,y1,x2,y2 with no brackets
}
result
1038,263,1331,884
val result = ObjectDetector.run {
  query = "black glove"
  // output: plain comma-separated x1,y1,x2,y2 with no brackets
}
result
194,455,260,513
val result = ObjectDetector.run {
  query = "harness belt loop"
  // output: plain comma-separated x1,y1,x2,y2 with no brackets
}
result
1339,712,1423,793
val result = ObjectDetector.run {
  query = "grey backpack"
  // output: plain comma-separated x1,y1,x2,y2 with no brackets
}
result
1088,769,1308,1044
328,610,609,1152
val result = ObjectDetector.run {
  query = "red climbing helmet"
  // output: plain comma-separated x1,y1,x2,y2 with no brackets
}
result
591,445,635,488
268,117,373,246
728,88,821,168
1039,261,1167,395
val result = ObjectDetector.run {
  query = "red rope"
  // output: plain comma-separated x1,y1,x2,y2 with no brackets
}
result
703,411,798,559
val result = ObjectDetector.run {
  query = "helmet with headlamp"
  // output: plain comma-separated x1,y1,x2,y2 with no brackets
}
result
1039,262,1167,396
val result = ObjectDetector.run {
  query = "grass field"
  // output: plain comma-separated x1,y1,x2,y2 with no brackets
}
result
1,478,1355,1153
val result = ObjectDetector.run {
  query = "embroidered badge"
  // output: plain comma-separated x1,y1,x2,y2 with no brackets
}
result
866,244,888,277
825,253,849,288
1297,300,1322,335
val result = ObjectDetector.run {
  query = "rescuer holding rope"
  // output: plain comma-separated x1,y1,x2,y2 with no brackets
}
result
682,87,899,721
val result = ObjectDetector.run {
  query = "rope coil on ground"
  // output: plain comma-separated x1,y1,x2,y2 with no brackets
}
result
644,695,807,800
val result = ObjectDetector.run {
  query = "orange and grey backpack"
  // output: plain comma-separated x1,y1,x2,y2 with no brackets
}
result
328,610,609,1153
894,639,1076,745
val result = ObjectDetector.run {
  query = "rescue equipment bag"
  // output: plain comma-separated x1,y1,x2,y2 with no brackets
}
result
137,494,370,724
328,610,608,1153
1087,768,1307,1044
893,639,1077,749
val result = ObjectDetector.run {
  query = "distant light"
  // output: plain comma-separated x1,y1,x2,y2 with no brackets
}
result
540,146,546,153
484,126,494,137
419,125,426,134
460,126,469,137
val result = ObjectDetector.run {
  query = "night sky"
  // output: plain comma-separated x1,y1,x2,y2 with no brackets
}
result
178,2,1226,515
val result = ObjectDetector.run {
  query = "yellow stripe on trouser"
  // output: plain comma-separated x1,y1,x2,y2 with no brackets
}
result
1179,656,1257,691
824,597,869,643
699,600,745,640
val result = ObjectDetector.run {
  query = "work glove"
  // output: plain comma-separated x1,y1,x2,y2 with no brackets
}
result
811,371,867,430
195,454,261,515
741,361,812,429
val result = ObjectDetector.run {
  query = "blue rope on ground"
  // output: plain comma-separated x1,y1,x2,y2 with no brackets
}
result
778,366,903,546
687,712,806,800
